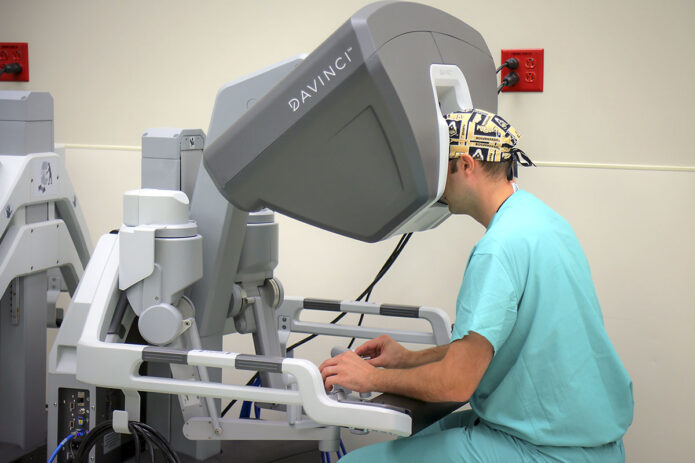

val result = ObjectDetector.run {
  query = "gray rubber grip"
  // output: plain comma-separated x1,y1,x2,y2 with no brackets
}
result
142,347,189,365
303,298,342,311
380,304,420,318
235,355,284,373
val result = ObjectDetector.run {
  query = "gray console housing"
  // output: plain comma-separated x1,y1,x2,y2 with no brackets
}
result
204,1,496,242
0,91,54,156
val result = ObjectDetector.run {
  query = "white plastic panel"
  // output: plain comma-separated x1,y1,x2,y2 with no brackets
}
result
383,65,473,239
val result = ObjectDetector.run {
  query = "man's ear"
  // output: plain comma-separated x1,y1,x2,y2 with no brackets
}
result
459,153,475,174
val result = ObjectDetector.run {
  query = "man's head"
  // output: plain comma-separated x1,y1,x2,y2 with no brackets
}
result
446,109,531,180
442,109,534,224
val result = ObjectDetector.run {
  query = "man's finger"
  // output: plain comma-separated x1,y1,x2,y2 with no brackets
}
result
325,375,340,391
355,344,378,357
321,365,336,379
354,346,369,356
365,357,384,367
319,357,338,372
321,364,339,382
355,338,379,352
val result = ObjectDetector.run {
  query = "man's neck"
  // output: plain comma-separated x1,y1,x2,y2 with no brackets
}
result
476,181,515,229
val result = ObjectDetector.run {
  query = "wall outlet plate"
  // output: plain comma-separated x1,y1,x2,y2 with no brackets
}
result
0,43,30,82
500,49,543,92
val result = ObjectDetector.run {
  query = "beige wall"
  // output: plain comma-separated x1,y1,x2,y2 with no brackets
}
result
3,0,694,461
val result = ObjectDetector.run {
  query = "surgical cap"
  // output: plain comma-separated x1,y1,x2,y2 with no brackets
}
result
445,109,534,179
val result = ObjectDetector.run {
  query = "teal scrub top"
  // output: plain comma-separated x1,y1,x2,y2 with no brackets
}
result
451,190,633,447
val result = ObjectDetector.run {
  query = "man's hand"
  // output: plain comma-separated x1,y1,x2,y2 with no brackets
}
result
320,332,493,402
355,334,411,369
319,350,377,393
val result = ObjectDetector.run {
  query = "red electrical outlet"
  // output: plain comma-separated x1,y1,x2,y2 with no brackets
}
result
0,43,30,82
500,49,543,92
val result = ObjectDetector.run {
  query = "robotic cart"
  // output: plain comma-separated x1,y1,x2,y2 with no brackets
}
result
0,91,91,462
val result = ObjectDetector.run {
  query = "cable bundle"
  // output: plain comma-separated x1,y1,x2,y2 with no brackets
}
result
73,420,181,463
239,376,262,419
321,440,348,463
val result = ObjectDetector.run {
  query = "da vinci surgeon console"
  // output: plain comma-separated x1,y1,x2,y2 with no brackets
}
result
47,2,497,461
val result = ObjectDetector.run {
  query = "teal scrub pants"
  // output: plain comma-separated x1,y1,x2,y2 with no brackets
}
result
338,410,625,463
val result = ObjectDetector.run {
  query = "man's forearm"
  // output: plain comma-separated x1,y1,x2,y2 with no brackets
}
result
371,357,468,402
403,343,449,368
368,334,493,402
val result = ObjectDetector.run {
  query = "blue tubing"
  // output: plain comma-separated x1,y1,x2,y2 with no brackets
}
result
47,433,75,463
241,376,263,419
240,400,252,418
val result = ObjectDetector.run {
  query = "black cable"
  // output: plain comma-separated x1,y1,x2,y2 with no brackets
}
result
358,233,412,299
75,420,180,463
68,435,78,462
347,314,366,349
148,439,156,463
132,422,180,463
347,233,412,348
497,72,520,94
220,371,261,417
286,233,413,354
144,422,181,462
74,420,112,462
219,233,414,417
129,422,141,463
284,311,348,353
495,57,519,74
0,62,22,79
133,425,163,462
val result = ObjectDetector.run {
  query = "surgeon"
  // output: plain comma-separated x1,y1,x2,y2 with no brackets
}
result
319,109,634,462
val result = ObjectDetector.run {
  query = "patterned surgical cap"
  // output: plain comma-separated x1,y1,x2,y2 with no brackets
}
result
446,109,534,179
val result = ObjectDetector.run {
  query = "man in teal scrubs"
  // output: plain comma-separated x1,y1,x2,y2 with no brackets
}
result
319,109,634,462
